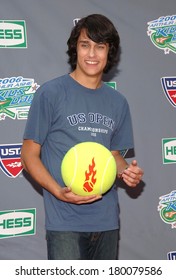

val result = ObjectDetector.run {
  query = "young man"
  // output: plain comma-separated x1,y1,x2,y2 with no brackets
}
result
21,14,143,260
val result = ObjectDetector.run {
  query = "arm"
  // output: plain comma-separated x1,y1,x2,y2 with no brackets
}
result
111,150,143,187
21,139,101,204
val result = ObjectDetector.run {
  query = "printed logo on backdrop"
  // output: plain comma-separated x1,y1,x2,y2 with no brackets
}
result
105,81,116,90
0,143,23,178
158,190,176,229
147,15,176,54
161,77,176,107
73,18,80,26
162,138,176,164
0,208,36,239
0,76,39,121
167,251,176,260
0,20,27,48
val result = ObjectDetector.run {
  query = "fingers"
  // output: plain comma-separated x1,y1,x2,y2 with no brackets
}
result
122,164,143,187
76,194,102,204
61,187,102,204
64,187,72,193
122,172,140,187
71,194,102,204
131,159,137,167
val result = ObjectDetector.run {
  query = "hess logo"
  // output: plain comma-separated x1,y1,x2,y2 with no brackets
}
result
0,209,36,238
0,143,23,178
0,21,27,48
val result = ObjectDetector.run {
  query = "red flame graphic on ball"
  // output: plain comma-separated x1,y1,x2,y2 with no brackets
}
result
83,158,97,192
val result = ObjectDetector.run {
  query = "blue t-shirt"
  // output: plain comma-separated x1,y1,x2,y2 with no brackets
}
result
23,74,134,232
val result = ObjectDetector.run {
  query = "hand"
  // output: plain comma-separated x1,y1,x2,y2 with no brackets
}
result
121,160,144,187
57,187,102,204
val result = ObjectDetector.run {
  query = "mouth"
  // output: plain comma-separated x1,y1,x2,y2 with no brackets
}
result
85,60,98,65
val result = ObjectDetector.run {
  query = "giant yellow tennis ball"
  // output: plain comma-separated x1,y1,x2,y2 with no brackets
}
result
61,142,117,196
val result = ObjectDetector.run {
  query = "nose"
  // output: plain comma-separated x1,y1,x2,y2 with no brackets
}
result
88,46,96,57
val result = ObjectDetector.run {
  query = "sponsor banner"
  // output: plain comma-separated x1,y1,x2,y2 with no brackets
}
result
0,76,39,120
158,190,176,228
0,20,27,48
161,77,176,107
147,15,176,54
162,138,176,164
167,251,176,260
105,81,117,90
0,143,22,178
73,18,80,26
0,208,36,239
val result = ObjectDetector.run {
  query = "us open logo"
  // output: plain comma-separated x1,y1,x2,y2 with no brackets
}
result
161,77,176,108
0,208,36,239
167,251,176,260
0,143,23,177
0,20,27,48
73,18,80,26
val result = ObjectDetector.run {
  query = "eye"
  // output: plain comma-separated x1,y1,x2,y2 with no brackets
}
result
97,44,106,49
82,43,88,48
80,42,89,48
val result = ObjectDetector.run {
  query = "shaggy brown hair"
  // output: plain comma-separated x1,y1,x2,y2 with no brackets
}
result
67,14,120,73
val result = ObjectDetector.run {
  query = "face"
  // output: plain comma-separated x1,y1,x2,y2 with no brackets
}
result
75,29,109,79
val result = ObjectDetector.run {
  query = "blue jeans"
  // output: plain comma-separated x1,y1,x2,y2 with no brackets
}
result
46,230,119,260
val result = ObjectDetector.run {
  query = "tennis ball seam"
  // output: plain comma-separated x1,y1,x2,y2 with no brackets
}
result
69,147,77,188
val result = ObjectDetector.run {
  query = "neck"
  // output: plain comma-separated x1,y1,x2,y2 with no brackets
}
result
70,71,102,89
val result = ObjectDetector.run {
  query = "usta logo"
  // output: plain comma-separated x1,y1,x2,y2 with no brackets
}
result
0,143,23,178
